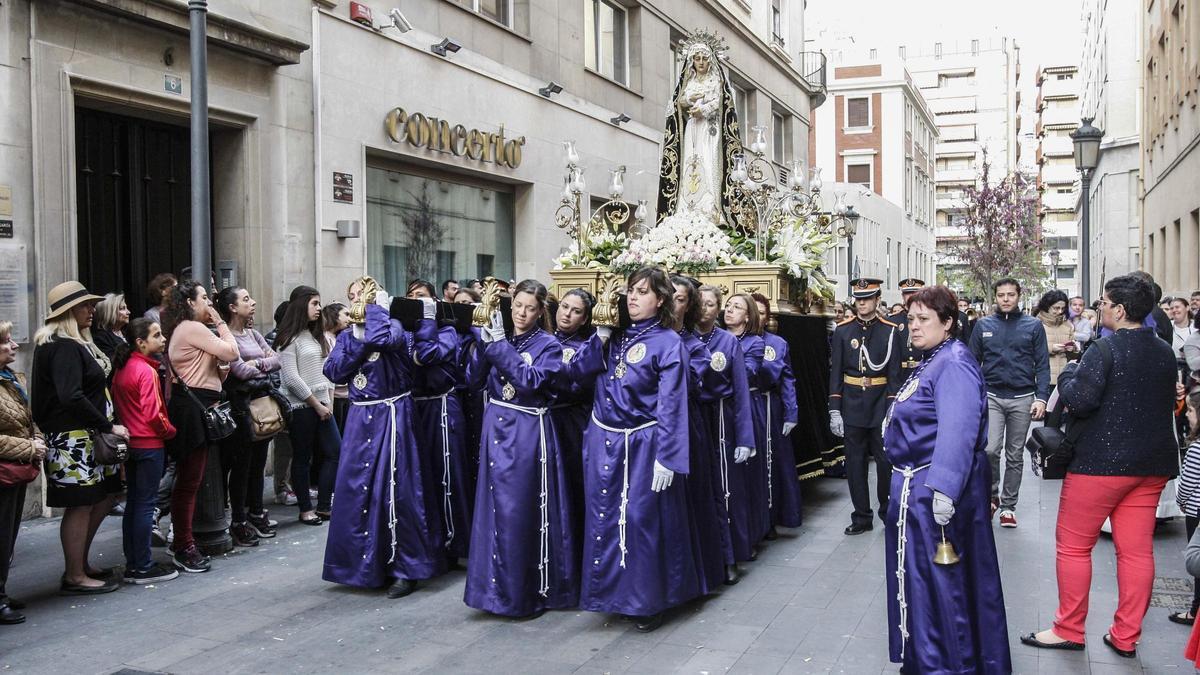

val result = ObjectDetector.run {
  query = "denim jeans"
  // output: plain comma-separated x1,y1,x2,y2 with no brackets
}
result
123,450,166,572
288,407,342,513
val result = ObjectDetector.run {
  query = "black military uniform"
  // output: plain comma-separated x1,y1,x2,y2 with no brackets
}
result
829,278,901,535
891,278,925,383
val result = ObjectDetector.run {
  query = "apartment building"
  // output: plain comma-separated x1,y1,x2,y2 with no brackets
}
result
1036,64,1081,296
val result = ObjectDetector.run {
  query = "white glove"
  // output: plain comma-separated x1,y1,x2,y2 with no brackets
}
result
481,309,505,344
829,410,844,438
932,491,955,526
595,326,612,342
352,324,365,341
782,422,797,436
374,291,391,308
420,296,437,320
651,460,674,492
733,446,752,463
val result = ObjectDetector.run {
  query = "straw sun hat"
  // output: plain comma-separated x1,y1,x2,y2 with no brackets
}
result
45,281,104,322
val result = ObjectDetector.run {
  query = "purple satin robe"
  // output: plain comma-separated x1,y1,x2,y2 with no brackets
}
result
756,332,802,528
321,304,445,587
455,328,484,492
737,332,772,543
463,329,579,617
580,320,702,617
696,328,757,562
680,329,726,593
549,331,605,548
411,324,473,559
882,339,1011,673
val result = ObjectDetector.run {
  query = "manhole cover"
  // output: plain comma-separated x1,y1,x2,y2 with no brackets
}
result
1151,576,1194,609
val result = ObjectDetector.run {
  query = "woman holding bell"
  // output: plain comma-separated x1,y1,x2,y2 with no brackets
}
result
463,280,578,619
580,267,701,633
321,279,446,599
881,285,1010,673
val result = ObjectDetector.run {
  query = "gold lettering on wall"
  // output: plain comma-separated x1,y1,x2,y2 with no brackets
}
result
383,107,526,169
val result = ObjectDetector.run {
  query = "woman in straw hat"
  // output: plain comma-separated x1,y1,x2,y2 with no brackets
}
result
31,281,130,595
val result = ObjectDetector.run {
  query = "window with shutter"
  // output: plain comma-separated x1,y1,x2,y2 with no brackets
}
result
846,97,870,128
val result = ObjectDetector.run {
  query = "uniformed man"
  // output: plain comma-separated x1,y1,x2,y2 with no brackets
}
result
891,278,926,383
828,278,901,535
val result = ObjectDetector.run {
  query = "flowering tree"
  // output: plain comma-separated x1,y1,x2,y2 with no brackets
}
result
945,157,1046,301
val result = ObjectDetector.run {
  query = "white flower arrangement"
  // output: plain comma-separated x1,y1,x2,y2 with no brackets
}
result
770,222,838,300
553,227,630,270
610,212,742,275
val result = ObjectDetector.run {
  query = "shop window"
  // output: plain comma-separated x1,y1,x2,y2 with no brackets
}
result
584,0,628,85
367,167,514,293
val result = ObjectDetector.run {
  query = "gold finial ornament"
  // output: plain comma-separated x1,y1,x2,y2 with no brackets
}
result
591,273,624,327
472,277,504,327
348,276,379,325
933,527,961,566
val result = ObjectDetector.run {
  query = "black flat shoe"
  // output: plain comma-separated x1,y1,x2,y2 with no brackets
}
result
723,564,741,586
635,613,664,633
299,514,324,526
5,598,24,610
387,578,417,599
1169,611,1195,625
764,527,778,541
59,580,118,596
85,567,115,580
844,523,873,536
1019,632,1084,651
0,604,24,625
1103,633,1136,658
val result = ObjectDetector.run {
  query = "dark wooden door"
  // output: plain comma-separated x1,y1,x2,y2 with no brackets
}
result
75,107,194,314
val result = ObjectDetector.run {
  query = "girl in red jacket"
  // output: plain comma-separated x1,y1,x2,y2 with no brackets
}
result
111,319,179,584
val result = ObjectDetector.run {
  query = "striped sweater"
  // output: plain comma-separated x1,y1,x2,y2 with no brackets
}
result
1176,440,1200,518
278,332,333,409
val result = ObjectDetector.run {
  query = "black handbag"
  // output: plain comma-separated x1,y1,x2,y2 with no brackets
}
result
164,344,238,443
90,429,129,465
1027,339,1113,480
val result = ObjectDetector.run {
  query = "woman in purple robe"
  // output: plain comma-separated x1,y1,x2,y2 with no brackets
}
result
451,289,485,498
672,276,728,594
407,280,473,564
321,286,445,599
549,289,606,548
725,292,771,549
882,285,1010,673
464,280,578,619
750,294,802,534
580,267,702,633
695,285,757,577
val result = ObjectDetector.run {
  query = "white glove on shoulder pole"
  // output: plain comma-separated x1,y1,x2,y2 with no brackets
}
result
420,296,437,320
829,410,844,438
595,326,612,342
782,421,797,436
733,446,752,463
932,491,955,526
481,309,506,344
651,460,674,492
351,324,365,341
374,291,391,308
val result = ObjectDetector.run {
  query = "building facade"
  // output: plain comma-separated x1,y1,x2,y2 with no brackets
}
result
1141,0,1200,297
1080,0,1143,301
810,57,937,297
1035,64,1081,296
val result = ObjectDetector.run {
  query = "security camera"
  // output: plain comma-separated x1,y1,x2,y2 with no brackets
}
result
383,7,413,33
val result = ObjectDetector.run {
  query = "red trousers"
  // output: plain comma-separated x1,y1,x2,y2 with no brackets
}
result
169,445,209,554
1053,473,1168,651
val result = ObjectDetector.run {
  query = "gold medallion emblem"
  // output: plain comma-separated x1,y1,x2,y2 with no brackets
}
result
614,360,627,379
898,323,906,332
897,377,920,402
627,343,647,364
521,352,533,366
710,351,727,372
502,382,516,400
353,372,368,389
764,345,777,362
850,338,860,350
562,347,576,363
367,352,380,362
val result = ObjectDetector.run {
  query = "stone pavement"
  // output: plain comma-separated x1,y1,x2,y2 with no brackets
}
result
1,463,1196,674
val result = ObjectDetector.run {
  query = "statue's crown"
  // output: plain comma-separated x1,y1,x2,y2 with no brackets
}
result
678,28,729,60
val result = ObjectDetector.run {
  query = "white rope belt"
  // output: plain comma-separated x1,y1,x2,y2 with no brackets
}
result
351,392,413,564
590,414,659,569
892,462,931,659
717,398,731,516
759,391,773,509
490,398,552,597
415,389,455,548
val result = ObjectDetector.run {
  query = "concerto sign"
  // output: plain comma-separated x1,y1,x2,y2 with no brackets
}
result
384,107,526,169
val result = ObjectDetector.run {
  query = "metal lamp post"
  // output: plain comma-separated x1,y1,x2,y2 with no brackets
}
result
1071,117,1103,303
1049,248,1061,290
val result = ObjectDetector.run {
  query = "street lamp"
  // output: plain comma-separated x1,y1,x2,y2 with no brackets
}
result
1071,117,1103,302
1049,247,1061,290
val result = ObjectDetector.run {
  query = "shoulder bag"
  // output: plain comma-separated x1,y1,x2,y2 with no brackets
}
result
1027,339,1113,480
0,459,40,487
90,429,129,465
164,343,238,443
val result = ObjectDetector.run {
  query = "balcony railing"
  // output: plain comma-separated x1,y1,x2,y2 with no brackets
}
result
799,51,827,108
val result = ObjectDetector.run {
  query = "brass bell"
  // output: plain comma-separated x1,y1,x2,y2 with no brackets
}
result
933,526,961,566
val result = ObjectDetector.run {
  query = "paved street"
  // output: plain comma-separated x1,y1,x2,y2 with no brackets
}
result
1,463,1196,674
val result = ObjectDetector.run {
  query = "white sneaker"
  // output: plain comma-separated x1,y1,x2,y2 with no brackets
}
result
275,490,297,506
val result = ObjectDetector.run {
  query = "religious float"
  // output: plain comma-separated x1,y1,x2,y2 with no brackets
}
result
545,29,859,479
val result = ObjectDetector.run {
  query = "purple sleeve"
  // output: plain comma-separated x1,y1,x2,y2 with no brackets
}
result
227,348,261,382
555,334,606,396
254,330,280,373
779,344,799,424
465,337,491,391
757,339,785,389
730,339,756,450
924,357,986,502
364,304,408,351
483,338,563,394
651,341,690,474
413,323,456,367
323,330,368,385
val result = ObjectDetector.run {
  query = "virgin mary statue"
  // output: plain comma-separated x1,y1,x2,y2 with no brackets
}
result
656,30,744,228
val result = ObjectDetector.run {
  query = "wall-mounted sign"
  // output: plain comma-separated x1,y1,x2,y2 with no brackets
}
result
0,220,12,239
333,172,354,203
384,108,526,169
164,75,182,95
0,185,12,217
0,244,28,342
